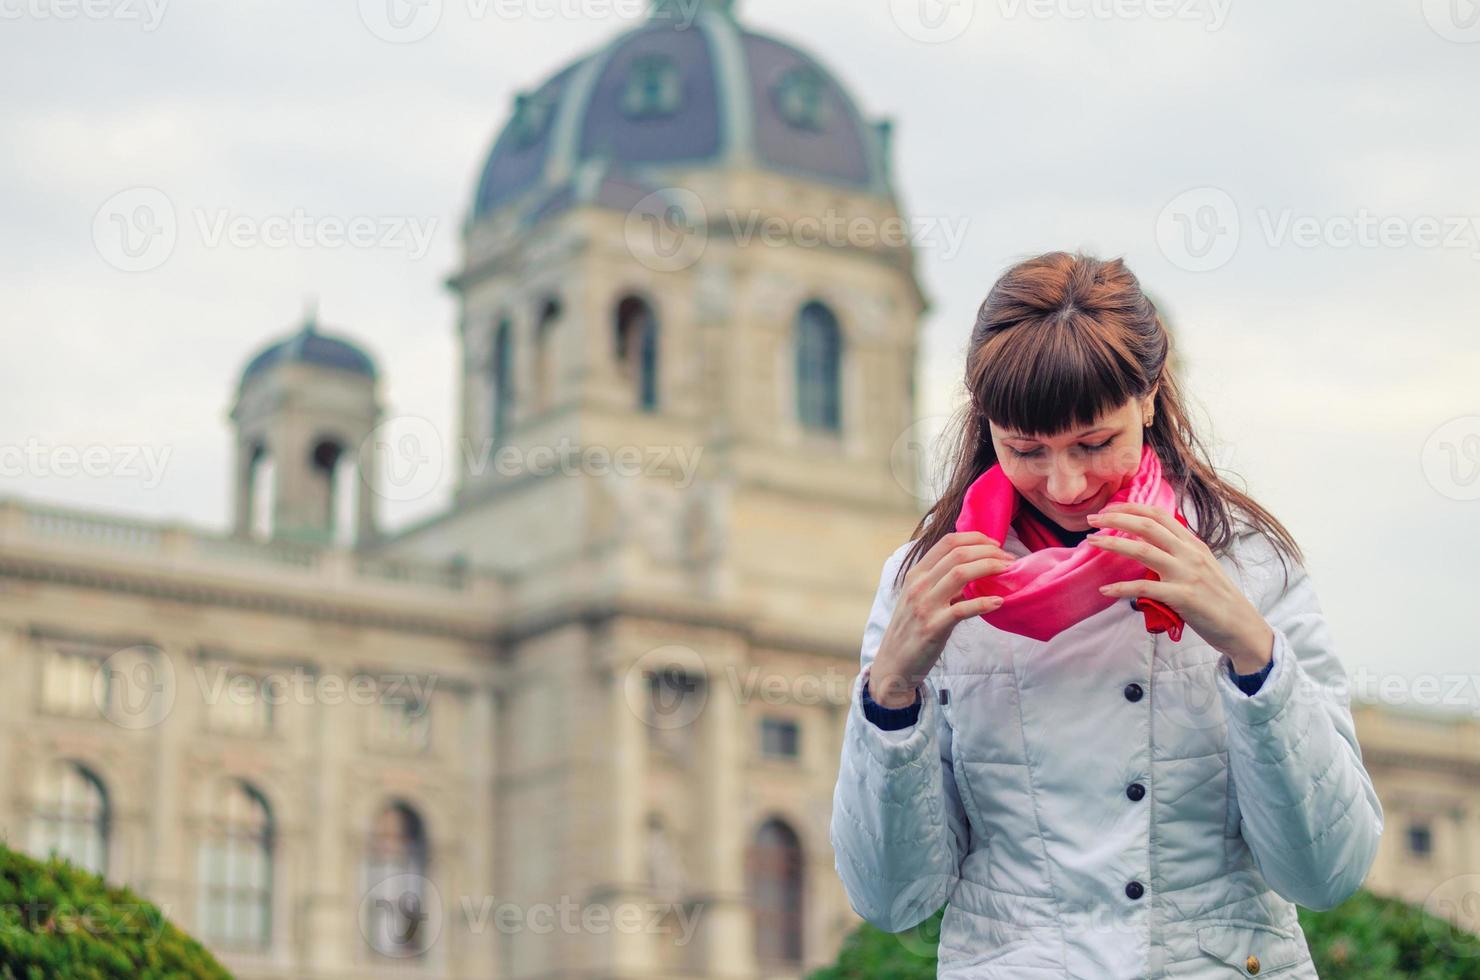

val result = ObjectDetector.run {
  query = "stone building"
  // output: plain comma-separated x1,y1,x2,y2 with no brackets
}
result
0,1,928,976
0,3,1471,979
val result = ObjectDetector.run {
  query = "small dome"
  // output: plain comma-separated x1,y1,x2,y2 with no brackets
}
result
471,0,893,222
240,317,377,389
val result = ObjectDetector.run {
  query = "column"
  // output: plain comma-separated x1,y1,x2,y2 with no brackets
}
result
608,660,656,974
700,658,755,977
457,680,499,976
144,642,194,921
304,674,352,972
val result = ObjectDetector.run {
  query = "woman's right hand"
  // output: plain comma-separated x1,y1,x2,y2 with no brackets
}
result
867,531,1014,708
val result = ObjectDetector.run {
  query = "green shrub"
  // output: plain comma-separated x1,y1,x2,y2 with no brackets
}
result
811,891,1480,979
1298,889,1480,979
0,844,232,980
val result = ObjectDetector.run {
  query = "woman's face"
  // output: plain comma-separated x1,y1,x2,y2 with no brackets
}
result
988,393,1156,531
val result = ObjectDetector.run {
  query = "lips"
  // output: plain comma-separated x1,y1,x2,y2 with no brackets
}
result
1055,493,1100,514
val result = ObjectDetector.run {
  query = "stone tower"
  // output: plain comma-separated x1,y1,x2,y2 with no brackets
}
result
372,1,930,973
230,314,383,547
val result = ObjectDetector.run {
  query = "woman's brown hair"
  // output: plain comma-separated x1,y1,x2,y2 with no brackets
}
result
894,250,1302,593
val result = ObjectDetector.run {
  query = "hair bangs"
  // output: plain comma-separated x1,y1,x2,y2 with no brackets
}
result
978,311,1144,440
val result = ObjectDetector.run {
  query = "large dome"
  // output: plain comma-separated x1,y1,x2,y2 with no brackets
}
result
471,0,895,222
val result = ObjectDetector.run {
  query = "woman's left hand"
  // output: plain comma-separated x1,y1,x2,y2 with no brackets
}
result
1085,502,1275,674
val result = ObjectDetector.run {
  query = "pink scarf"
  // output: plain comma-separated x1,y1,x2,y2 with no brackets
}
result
953,442,1189,643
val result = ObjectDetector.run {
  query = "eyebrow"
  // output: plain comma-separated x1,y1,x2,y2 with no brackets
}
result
1000,425,1117,443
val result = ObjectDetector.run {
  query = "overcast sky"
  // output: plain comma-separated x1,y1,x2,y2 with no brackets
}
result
1,0,1476,708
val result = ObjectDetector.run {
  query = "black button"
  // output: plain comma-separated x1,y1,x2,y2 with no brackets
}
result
1123,682,1143,702
1129,597,1140,610
1126,782,1146,802
1125,880,1144,900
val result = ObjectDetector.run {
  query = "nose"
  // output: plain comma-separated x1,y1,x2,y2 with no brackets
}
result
1045,455,1090,506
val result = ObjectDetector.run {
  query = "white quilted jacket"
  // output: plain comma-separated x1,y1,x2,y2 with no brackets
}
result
829,507,1384,978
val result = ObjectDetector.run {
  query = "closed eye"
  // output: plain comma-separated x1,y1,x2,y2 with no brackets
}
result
1006,437,1115,460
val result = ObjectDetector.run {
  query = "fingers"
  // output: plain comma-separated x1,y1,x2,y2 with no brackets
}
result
912,531,1004,581
926,552,1015,608
1084,533,1175,576
949,593,1004,621
1090,504,1193,556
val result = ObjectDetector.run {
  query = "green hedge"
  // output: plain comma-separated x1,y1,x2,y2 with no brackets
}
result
811,890,1480,979
0,844,231,980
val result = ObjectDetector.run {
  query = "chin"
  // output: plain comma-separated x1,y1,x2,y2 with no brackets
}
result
1027,497,1094,530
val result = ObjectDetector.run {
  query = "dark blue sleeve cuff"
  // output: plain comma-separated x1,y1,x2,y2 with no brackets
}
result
861,677,922,730
1228,648,1275,696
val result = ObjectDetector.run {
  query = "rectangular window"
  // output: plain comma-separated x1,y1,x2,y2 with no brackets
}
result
760,717,800,759
39,644,107,719
1408,822,1433,858
206,670,274,736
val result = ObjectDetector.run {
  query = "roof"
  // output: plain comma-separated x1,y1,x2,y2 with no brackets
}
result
470,0,894,222
239,319,378,388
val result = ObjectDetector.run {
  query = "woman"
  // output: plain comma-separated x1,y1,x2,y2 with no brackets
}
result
829,252,1383,978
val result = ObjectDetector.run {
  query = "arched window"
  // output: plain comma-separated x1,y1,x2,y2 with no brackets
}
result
534,297,562,412
491,318,514,443
198,780,273,951
311,438,357,546
361,802,431,958
796,302,842,433
614,296,659,411
748,818,804,966
29,761,109,875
